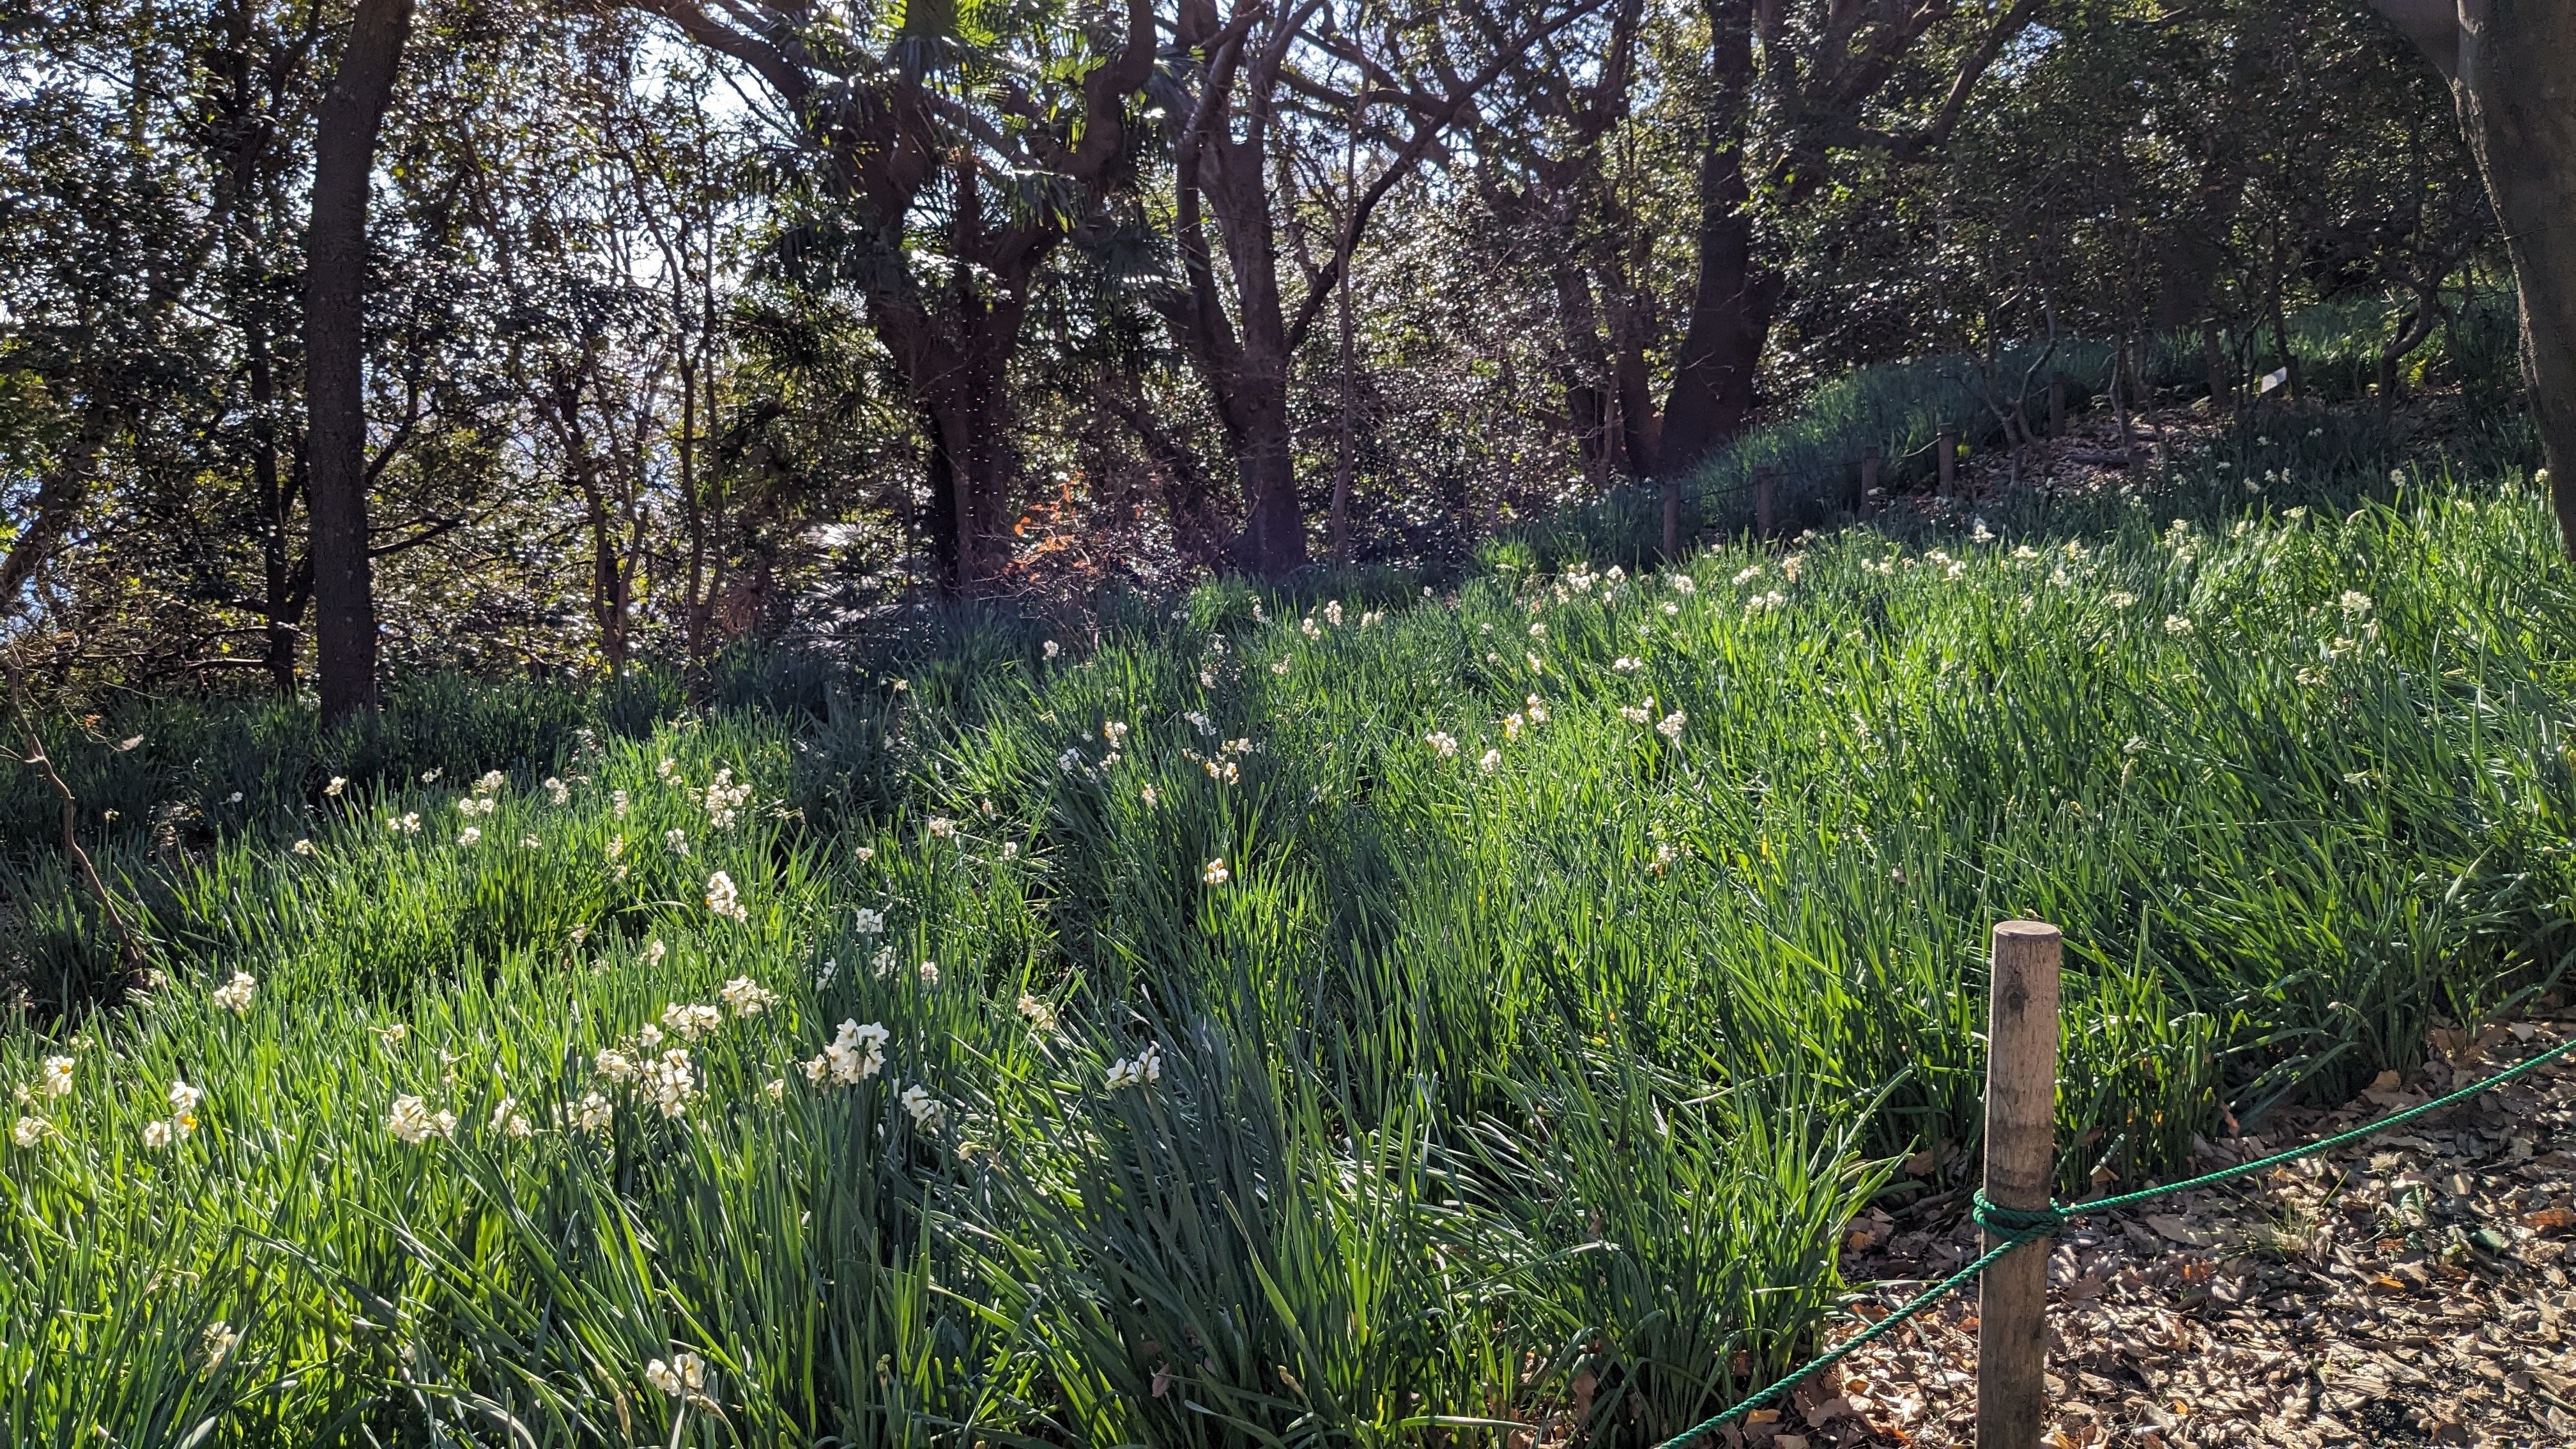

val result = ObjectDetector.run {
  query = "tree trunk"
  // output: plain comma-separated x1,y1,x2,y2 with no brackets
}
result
1545,259,1616,488
2368,0,2576,552
2457,3,2576,550
1658,0,1768,546
305,0,412,726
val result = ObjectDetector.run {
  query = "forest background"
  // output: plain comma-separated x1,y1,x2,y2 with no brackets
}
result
0,0,2505,709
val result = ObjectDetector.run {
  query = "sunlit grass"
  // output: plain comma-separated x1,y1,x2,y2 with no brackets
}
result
6,465,2575,1443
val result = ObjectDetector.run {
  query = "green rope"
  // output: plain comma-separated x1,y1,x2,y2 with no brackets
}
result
1653,1031,2576,1449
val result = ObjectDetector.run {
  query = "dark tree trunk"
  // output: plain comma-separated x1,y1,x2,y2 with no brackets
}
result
2368,0,2576,553
305,0,411,726
1658,0,1770,549
2457,3,2576,551
247,309,305,696
1546,259,1616,487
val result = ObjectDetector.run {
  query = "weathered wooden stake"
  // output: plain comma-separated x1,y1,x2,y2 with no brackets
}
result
2048,371,2067,440
1859,447,1882,520
1754,464,1776,539
1936,427,1958,497
1977,919,2061,1449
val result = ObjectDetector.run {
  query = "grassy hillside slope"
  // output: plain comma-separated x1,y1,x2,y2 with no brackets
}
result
7,460,2576,1443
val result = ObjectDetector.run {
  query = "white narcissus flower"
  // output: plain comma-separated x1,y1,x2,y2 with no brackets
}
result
900,1084,946,1132
647,1350,707,1397
211,971,256,1015
720,976,778,1016
806,1020,891,1085
705,871,747,923
662,1002,723,1041
1106,1043,1164,1091
40,1055,74,1098
385,1094,456,1145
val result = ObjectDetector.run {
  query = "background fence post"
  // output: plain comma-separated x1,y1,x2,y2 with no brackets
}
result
2049,371,2067,439
1937,427,1958,498
1977,919,2061,1449
1754,464,1775,539
1860,447,1881,519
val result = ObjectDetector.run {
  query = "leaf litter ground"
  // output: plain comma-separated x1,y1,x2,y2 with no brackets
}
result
1751,1019,2576,1449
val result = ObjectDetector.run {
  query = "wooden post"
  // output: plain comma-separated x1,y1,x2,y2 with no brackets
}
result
2048,372,2067,440
1753,464,1775,539
1936,428,1958,498
1859,447,1882,520
1977,920,2061,1449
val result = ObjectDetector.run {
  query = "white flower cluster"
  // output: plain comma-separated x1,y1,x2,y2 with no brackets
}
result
1478,749,1502,774
900,1083,946,1131
854,907,885,935
1106,1042,1163,1091
1425,732,1459,758
1203,857,1230,885
211,970,256,1015
928,816,956,839
544,776,569,804
1017,993,1057,1032
491,1096,533,1138
1657,711,1688,742
1613,656,1642,671
666,827,689,856
387,812,422,834
387,1093,459,1146
719,976,779,1016
662,1002,724,1041
647,1351,707,1399
1667,572,1697,595
705,870,747,923
1744,591,1788,615
40,1055,73,1098
703,767,753,829
640,1049,699,1117
1524,694,1549,724
804,1020,891,1085
457,826,482,847
1620,697,1657,724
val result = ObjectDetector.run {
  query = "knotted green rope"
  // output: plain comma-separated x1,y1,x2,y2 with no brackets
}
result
1653,1031,2576,1449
